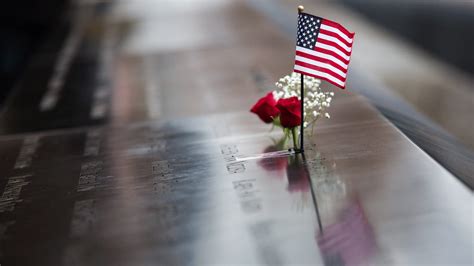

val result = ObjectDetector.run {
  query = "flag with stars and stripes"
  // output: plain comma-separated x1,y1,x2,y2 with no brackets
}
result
294,13,355,89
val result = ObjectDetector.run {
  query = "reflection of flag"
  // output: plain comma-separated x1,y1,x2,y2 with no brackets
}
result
317,200,376,266
294,13,355,89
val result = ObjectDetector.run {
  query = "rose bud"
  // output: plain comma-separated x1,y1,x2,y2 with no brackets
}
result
276,97,301,128
250,92,280,123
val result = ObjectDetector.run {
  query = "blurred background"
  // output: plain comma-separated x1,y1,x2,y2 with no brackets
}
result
0,0,473,185
0,0,67,105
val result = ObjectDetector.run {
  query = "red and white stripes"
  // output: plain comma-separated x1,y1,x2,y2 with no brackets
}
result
294,17,355,89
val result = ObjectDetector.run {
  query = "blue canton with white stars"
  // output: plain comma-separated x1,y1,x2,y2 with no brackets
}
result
296,13,322,49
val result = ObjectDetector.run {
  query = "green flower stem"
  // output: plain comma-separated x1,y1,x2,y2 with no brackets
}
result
278,134,288,148
291,127,298,150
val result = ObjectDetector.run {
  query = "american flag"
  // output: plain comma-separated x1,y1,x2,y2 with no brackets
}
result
294,13,355,89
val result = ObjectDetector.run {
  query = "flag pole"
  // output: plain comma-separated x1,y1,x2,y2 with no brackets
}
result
298,5,305,153
300,73,304,152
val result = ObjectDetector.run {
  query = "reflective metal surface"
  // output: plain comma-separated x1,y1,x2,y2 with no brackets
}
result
0,95,472,265
0,1,472,265
250,0,474,187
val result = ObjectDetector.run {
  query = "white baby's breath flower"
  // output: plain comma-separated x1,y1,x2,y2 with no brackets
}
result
272,73,334,128
325,113,330,119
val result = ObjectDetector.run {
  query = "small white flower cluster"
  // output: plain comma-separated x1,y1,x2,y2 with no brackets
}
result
273,72,334,128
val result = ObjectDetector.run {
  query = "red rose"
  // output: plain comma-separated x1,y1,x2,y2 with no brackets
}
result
250,92,280,123
276,97,301,128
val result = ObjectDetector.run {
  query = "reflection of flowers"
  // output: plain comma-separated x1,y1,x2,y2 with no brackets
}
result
285,155,311,211
286,156,310,193
257,141,311,193
258,139,289,173
310,153,346,199
316,200,376,266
